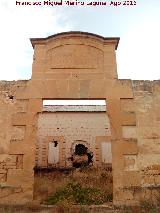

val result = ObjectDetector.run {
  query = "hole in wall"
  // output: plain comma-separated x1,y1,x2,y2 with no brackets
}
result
54,141,58,147
75,144,87,155
71,143,93,168
9,95,14,100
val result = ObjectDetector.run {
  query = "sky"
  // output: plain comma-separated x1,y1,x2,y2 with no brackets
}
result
43,100,106,105
0,0,160,81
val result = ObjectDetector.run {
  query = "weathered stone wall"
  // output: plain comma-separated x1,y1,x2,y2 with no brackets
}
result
0,32,160,205
116,80,160,205
0,80,36,204
134,81,160,202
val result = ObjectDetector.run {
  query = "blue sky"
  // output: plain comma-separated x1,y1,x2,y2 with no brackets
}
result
0,0,160,80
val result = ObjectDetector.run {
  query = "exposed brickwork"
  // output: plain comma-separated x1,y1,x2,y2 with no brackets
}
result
36,112,111,167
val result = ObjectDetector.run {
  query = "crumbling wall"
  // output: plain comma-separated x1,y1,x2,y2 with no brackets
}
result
0,81,15,155
134,81,160,200
116,80,160,205
0,80,35,204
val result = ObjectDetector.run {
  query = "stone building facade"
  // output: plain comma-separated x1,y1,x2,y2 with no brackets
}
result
0,31,160,205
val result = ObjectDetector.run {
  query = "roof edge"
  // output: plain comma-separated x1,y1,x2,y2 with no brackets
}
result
30,31,120,49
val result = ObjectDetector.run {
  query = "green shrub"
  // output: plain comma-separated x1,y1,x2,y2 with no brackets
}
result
46,181,111,205
106,193,113,202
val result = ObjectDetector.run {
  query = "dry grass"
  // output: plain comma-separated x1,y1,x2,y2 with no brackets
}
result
33,166,113,205
34,171,70,202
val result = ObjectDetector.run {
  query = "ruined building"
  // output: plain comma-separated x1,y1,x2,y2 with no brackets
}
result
0,32,160,205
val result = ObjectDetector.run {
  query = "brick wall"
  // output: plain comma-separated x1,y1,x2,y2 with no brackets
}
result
36,112,111,167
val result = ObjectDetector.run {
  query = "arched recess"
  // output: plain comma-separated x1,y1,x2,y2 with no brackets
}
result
71,140,92,154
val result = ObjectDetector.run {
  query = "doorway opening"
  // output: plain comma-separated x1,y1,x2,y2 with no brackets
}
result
34,99,113,204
